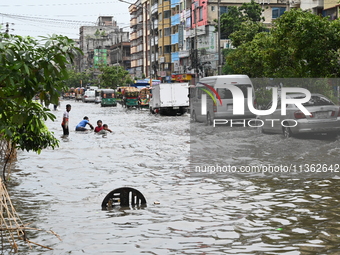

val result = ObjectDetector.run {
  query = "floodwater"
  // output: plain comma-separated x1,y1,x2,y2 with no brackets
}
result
7,101,340,254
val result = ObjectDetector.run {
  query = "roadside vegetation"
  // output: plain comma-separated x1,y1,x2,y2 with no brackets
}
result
219,4,340,104
0,33,81,180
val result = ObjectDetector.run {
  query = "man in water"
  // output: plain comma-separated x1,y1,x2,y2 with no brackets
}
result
61,104,71,137
75,116,94,131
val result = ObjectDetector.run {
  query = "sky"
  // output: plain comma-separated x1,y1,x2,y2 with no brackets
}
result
0,0,131,39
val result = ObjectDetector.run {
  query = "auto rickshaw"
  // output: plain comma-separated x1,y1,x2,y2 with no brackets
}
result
122,87,139,108
101,89,117,107
75,87,84,101
138,87,151,109
69,87,75,99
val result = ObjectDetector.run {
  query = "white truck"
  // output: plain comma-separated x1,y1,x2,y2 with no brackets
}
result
150,83,189,116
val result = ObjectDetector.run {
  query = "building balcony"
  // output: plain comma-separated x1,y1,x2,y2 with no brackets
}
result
122,56,131,61
152,3,158,14
171,33,179,44
131,18,137,26
152,52,159,62
171,14,180,26
153,19,158,29
151,37,159,47
130,32,137,40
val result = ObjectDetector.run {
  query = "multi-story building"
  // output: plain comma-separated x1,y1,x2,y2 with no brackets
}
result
126,0,329,84
128,0,159,80
78,16,131,73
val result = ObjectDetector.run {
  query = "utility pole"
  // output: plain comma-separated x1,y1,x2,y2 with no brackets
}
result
152,17,157,79
148,0,152,86
217,0,222,75
193,1,199,85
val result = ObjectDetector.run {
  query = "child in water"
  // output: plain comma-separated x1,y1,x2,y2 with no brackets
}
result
96,123,112,135
102,124,112,133
94,120,103,133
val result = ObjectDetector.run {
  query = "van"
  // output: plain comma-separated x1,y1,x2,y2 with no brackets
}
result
94,89,102,104
190,75,256,124
82,90,95,103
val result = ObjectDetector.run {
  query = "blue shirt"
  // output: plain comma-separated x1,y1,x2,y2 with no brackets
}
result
76,119,89,128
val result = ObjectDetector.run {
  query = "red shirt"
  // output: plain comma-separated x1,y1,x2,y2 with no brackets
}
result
94,126,104,133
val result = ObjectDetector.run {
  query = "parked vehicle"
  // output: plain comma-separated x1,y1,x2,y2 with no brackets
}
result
139,87,151,109
101,89,117,107
122,87,139,108
95,89,103,104
82,90,95,103
149,83,189,116
190,75,256,124
257,93,340,138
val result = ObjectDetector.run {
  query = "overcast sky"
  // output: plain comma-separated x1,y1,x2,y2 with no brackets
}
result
0,0,131,39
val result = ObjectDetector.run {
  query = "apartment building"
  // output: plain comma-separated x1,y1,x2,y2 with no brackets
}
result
78,16,131,73
127,0,328,83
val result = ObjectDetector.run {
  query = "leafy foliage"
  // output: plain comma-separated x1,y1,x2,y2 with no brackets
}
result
218,0,265,41
64,68,99,88
0,33,82,153
226,9,340,79
98,66,133,89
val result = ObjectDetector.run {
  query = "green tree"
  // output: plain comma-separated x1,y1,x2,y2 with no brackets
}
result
98,66,132,89
226,32,272,77
0,33,81,179
229,20,267,48
218,0,265,40
64,68,99,88
226,9,340,78
64,69,90,88
221,49,235,74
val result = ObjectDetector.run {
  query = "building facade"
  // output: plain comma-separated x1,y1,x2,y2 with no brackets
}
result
126,0,330,83
78,16,131,73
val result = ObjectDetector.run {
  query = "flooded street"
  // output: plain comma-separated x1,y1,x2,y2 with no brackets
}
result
8,101,340,254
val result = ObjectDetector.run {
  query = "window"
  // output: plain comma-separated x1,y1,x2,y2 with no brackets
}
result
164,45,171,53
220,6,228,14
159,13,162,21
171,25,178,34
197,87,202,99
186,17,191,28
159,29,162,37
164,27,171,36
199,7,203,21
164,10,171,19
216,84,252,99
171,44,178,52
301,95,334,106
272,7,286,19
211,6,215,11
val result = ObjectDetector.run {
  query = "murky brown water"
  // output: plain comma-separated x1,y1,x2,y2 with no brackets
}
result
7,101,340,254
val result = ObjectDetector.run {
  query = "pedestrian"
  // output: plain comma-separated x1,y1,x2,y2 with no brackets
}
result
61,104,71,137
75,116,94,131
94,120,103,133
